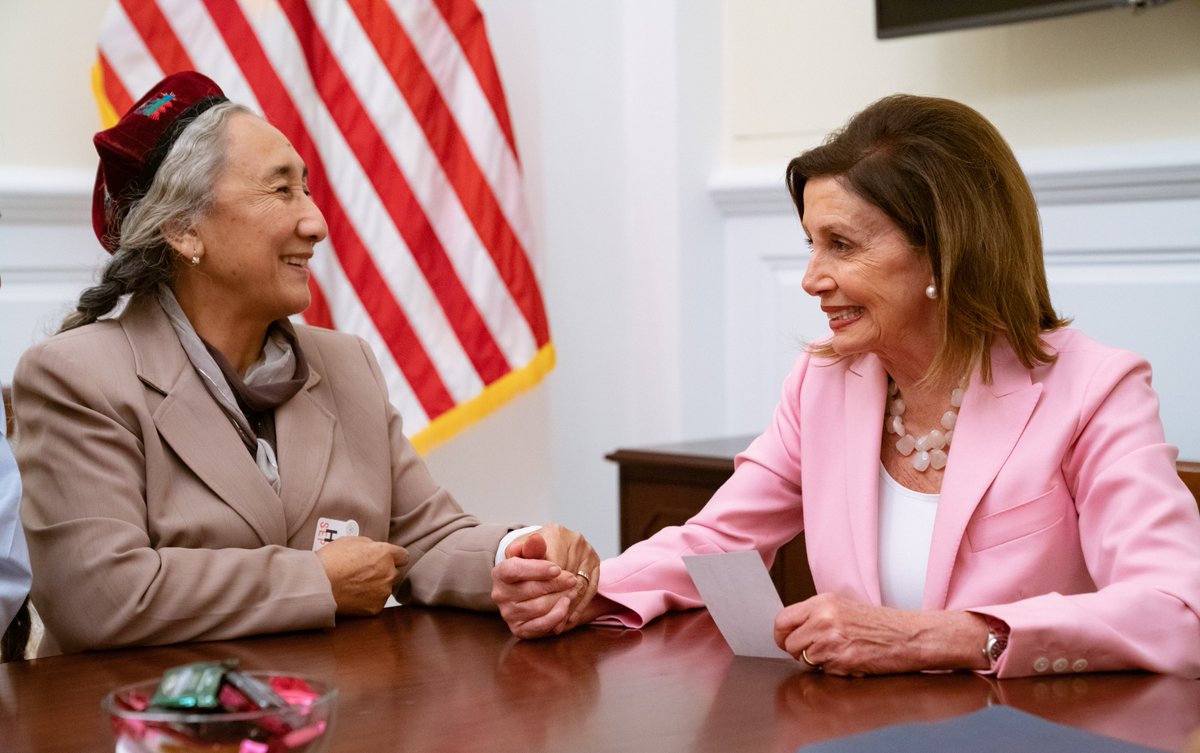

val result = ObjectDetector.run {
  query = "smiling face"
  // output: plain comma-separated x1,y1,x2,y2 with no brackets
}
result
174,112,327,337
800,176,939,373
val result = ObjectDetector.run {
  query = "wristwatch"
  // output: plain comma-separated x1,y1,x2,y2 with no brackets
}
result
983,619,1009,669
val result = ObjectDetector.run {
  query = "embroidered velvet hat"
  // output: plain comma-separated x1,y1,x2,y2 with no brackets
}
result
92,71,228,253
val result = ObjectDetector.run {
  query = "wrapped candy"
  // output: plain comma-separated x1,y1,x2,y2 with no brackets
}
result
104,662,334,753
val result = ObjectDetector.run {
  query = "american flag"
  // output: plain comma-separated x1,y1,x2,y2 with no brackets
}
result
93,0,553,453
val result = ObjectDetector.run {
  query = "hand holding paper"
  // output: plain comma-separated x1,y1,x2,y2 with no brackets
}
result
683,551,796,662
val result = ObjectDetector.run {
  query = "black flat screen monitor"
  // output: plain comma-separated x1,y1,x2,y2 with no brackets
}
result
876,0,1171,39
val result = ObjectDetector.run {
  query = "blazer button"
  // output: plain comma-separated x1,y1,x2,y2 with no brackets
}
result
1072,659,1088,672
1052,658,1069,673
1033,657,1050,672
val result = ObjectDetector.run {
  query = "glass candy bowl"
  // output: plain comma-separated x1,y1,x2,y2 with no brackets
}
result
103,672,336,753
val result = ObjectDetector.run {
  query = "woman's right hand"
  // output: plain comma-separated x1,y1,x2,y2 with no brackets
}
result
315,536,408,616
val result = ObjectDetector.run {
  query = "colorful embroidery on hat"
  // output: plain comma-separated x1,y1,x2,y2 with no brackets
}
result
136,92,177,120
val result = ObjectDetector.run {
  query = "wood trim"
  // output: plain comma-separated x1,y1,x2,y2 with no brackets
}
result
605,435,751,475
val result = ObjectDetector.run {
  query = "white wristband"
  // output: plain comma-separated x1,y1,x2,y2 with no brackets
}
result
494,525,543,566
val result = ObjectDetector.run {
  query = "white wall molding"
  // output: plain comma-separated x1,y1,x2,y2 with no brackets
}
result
1039,247,1200,265
710,140,1200,215
709,165,792,216
0,167,93,224
1030,163,1200,205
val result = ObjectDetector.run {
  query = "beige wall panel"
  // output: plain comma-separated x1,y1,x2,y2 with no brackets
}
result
724,0,1200,165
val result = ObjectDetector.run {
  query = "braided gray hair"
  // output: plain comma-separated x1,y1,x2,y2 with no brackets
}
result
61,100,253,332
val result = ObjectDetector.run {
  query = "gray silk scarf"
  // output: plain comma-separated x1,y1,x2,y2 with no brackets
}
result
157,286,297,493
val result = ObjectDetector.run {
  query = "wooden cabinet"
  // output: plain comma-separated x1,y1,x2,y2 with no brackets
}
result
606,436,816,605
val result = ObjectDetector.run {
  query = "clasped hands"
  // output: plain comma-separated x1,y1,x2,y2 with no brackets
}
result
491,524,599,639
315,524,599,631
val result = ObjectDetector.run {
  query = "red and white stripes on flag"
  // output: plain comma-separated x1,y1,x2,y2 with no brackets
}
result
93,0,553,453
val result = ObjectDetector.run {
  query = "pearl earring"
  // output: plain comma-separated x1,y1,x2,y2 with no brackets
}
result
925,283,937,300
191,255,201,266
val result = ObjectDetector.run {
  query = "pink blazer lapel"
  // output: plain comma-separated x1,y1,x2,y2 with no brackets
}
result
840,356,889,605
922,345,1043,610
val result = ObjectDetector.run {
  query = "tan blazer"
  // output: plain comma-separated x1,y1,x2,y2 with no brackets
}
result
13,295,515,654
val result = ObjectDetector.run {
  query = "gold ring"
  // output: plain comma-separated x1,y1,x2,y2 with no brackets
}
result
801,648,823,671
576,570,591,588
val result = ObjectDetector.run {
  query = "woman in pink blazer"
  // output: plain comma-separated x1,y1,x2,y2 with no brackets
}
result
15,72,596,653
494,94,1200,678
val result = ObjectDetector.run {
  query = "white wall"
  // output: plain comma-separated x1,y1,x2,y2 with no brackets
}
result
0,0,112,377
723,0,1200,164
0,0,109,167
460,0,724,553
1,1,1196,561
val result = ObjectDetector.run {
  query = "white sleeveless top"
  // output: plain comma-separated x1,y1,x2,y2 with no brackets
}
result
877,463,939,611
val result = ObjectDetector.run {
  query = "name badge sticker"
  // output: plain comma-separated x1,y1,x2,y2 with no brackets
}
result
312,517,359,551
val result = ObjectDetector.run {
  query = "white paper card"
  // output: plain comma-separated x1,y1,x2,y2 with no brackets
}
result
683,551,795,661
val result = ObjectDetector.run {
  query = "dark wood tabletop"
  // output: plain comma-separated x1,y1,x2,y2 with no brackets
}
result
1,607,1197,753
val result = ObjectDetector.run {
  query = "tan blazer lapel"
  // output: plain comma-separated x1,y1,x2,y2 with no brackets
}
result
122,297,288,546
275,368,335,541
923,344,1043,609
842,355,888,605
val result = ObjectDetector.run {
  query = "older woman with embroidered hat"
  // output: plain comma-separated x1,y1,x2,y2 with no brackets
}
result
495,94,1200,678
12,71,597,653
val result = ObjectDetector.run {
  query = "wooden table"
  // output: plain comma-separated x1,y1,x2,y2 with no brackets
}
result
2,607,1196,752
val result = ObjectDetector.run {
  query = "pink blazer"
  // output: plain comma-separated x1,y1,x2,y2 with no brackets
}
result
597,329,1200,678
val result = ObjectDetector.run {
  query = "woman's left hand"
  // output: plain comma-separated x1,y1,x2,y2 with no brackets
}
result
773,593,989,676
492,525,599,639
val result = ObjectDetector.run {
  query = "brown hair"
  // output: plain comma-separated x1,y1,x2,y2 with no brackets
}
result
786,94,1068,385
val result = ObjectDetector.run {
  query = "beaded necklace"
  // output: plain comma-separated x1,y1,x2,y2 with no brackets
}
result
886,377,965,472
